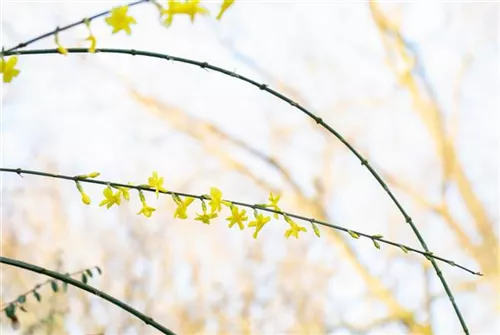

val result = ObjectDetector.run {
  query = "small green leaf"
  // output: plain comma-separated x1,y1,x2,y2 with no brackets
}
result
372,234,384,239
347,230,360,239
399,245,409,253
254,204,268,209
86,269,93,278
372,239,381,249
5,304,16,318
96,266,103,275
17,295,26,304
33,290,41,302
50,280,58,293
311,222,321,238
82,273,88,284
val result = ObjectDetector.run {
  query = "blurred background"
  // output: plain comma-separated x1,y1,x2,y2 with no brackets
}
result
1,1,498,334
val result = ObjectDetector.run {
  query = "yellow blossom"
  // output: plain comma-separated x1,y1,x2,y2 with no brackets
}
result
173,196,195,219
209,187,222,213
0,56,20,83
115,185,131,201
248,212,271,239
216,0,234,20
195,208,217,224
226,206,248,230
75,181,91,205
161,0,209,26
99,185,121,209
284,216,307,239
86,35,97,53
81,193,91,205
138,201,156,218
266,192,281,218
148,171,167,198
54,33,68,56
105,6,137,35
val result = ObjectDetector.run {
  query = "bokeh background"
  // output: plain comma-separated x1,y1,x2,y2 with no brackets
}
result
1,1,498,334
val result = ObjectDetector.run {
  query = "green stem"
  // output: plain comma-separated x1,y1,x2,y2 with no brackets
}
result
4,47,472,334
0,0,149,56
0,256,176,335
0,167,481,277
1,266,99,311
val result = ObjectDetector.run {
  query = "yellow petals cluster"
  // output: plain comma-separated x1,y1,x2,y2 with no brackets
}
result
284,215,307,239
173,194,194,219
148,171,167,198
248,212,271,239
226,205,247,230
73,170,317,239
105,5,137,35
2,1,236,84
137,190,156,218
99,185,122,209
160,0,209,26
195,208,218,225
0,56,20,83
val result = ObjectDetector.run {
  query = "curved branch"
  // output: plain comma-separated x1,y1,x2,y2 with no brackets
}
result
0,256,176,335
4,48,470,333
0,167,481,276
0,0,149,56
1,265,101,311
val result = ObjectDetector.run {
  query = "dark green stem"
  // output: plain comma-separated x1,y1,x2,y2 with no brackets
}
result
0,168,481,277
0,0,149,56
0,256,176,335
3,48,472,334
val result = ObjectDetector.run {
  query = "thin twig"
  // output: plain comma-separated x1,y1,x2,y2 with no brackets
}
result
0,0,149,56
3,47,471,333
0,266,100,311
0,256,176,335
0,167,482,276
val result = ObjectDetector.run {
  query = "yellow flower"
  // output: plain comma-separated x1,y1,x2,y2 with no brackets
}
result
195,208,218,224
81,193,91,205
76,171,100,179
266,192,281,218
284,216,307,239
0,56,20,83
86,35,97,53
57,44,68,55
105,6,137,35
99,185,121,209
207,187,222,213
226,206,248,230
216,0,234,20
248,212,271,239
75,181,91,205
161,0,209,26
173,196,195,219
54,33,68,56
148,171,167,198
138,201,156,218
115,186,131,201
